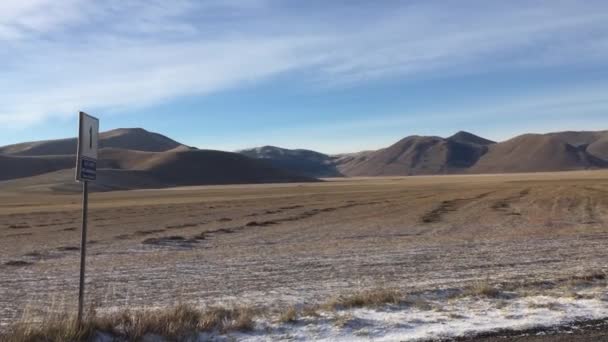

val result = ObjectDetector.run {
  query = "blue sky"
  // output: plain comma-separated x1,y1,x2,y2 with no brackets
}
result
1,0,608,154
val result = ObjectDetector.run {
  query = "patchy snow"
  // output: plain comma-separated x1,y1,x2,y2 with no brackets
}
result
227,293,608,341
76,287,608,341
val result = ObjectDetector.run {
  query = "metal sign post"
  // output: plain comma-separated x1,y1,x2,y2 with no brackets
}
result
75,111,99,326
78,180,89,325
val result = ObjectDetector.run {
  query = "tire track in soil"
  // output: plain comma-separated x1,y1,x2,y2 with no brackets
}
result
421,192,494,224
581,186,608,225
490,188,531,217
170,200,385,248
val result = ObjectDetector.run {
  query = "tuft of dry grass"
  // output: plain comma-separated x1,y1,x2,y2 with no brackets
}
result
568,270,607,288
111,303,204,340
301,305,321,318
464,281,502,298
277,306,298,324
322,288,402,310
200,305,255,333
1,313,99,342
0,303,256,342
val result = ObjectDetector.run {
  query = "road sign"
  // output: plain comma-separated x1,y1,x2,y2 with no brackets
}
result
76,112,99,182
74,111,99,326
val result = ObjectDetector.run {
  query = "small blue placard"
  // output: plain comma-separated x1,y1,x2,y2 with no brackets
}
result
79,158,97,181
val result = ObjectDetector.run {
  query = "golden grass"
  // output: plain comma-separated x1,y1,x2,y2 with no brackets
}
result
1,304,255,342
300,305,321,318
1,313,99,342
463,281,502,298
2,288,405,341
199,306,255,333
322,288,402,310
277,306,298,324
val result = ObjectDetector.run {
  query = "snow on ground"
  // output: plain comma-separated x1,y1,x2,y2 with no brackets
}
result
91,286,608,341
218,290,608,341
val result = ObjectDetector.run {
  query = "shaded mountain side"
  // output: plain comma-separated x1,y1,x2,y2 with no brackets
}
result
0,148,183,182
0,154,75,181
448,131,495,145
0,169,166,193
336,132,492,176
140,149,316,185
98,148,165,170
238,146,342,177
100,148,316,184
0,128,187,156
588,137,608,161
0,149,317,193
545,130,608,147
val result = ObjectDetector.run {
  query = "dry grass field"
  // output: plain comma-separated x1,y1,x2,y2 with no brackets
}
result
2,170,608,339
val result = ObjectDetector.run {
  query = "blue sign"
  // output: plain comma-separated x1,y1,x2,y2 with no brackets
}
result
79,157,97,181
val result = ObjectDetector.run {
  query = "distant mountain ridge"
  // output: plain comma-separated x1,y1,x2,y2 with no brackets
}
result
469,131,608,173
241,130,608,177
2,128,608,192
0,128,316,192
334,132,495,176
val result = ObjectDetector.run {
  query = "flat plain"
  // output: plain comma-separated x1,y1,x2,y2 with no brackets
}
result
1,171,608,336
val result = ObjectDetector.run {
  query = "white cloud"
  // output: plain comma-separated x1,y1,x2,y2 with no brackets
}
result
0,0,85,39
1,0,608,127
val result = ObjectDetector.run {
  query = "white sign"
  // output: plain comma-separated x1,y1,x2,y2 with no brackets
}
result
76,111,99,182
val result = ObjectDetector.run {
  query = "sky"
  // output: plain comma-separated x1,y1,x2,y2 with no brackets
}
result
1,0,608,154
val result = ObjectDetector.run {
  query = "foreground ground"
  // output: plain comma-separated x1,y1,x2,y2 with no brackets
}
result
1,171,608,340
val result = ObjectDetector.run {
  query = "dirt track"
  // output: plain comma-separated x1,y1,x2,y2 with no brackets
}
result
453,318,608,341
1,171,608,328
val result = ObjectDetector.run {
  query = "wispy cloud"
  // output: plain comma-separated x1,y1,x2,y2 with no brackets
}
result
1,0,608,126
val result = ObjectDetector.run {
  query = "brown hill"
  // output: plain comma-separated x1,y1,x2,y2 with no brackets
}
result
0,148,316,192
3,128,607,191
0,128,186,156
469,131,608,173
0,128,317,192
330,151,375,175
140,149,314,185
336,132,493,176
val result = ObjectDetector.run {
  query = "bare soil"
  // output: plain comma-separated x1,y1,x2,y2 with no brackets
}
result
452,318,608,341
1,170,608,328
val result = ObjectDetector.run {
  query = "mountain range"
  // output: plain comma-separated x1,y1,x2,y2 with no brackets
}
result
241,130,608,176
0,128,314,192
1,128,607,192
